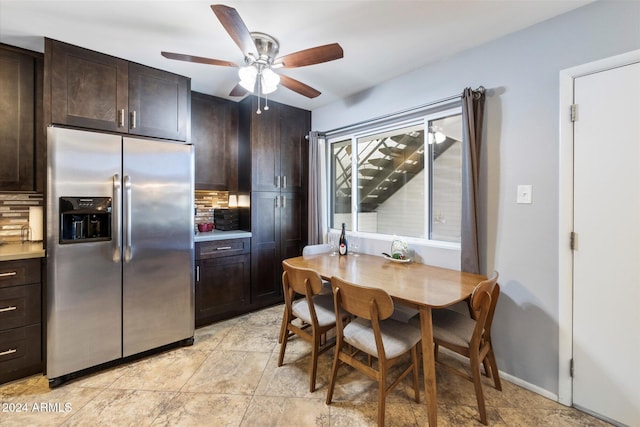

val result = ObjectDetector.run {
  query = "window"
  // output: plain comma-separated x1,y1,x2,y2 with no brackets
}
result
329,107,462,243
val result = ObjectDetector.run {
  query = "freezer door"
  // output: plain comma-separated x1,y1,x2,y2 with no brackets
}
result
46,127,122,378
122,137,194,357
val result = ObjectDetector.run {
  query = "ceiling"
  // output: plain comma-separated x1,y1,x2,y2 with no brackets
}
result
0,0,593,111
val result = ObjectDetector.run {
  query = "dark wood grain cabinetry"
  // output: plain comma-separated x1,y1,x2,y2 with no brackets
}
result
240,98,308,192
45,38,190,141
0,44,44,192
195,238,250,326
239,96,310,308
250,192,304,304
128,62,190,141
191,92,239,190
0,258,42,385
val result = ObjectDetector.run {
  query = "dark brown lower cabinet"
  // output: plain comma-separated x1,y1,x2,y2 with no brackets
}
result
195,238,250,327
0,258,42,385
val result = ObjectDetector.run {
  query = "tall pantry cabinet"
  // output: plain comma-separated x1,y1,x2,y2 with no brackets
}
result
239,96,310,308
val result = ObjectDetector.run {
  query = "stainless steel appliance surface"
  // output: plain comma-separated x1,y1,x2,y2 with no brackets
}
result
46,127,194,385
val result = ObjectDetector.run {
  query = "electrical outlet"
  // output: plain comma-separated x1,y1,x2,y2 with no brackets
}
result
517,185,532,204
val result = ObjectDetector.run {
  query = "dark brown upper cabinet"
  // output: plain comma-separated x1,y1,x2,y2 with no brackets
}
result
239,97,310,193
45,39,190,141
191,92,239,191
0,44,44,192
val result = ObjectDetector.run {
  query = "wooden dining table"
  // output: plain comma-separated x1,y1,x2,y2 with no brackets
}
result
284,252,486,426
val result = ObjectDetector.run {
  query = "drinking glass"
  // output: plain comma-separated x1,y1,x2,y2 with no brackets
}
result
350,234,360,256
329,233,338,256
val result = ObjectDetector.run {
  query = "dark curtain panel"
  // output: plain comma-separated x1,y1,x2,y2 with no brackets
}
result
308,131,323,244
461,87,485,274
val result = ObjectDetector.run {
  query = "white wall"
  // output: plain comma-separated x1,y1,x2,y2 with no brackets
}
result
312,0,640,396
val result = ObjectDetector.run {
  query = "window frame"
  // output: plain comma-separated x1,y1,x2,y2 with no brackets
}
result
327,106,462,248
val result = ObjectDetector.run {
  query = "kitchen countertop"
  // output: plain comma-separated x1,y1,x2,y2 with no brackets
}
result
0,241,46,261
194,230,252,243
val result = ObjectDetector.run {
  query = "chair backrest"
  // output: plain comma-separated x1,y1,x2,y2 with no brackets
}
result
469,271,499,343
302,244,333,256
282,260,325,296
330,276,394,320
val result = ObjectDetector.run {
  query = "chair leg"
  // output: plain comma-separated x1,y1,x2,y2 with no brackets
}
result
482,357,492,378
470,352,488,425
377,370,386,427
277,324,289,367
309,332,320,392
278,308,288,344
485,347,502,391
326,344,341,404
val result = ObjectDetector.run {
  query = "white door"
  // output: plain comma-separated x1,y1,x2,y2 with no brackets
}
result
573,61,640,426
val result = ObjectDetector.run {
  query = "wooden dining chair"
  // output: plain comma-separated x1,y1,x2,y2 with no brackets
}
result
278,260,344,392
418,271,501,425
326,276,421,427
302,244,333,295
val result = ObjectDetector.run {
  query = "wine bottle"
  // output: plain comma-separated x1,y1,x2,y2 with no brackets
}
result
339,223,348,255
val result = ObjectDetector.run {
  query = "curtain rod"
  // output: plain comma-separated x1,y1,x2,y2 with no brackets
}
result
314,86,485,138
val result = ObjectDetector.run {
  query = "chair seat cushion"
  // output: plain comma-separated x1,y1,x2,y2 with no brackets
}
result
292,294,338,327
344,317,422,359
431,308,475,348
318,279,332,295
390,304,419,323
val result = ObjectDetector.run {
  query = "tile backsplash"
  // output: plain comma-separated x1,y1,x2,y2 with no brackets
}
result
0,193,44,242
195,190,229,224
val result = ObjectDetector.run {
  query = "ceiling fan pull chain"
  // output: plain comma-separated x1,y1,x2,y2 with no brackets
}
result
256,74,263,114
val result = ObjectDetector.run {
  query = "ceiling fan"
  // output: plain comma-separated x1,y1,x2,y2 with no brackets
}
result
161,4,344,113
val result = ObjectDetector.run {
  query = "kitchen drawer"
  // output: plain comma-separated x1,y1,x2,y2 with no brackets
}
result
0,259,41,289
0,323,41,384
196,238,250,260
0,283,41,330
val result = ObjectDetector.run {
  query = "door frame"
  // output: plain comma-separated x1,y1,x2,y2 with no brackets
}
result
558,48,640,406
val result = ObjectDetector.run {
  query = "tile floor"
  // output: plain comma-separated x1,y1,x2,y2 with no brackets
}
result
0,304,611,426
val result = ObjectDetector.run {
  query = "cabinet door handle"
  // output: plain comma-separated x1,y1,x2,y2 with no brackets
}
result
276,175,281,188
282,175,287,189
0,349,17,357
282,195,286,209
0,271,17,278
0,306,17,313
130,111,137,129
196,265,200,282
118,109,125,127
216,246,232,251
275,195,280,208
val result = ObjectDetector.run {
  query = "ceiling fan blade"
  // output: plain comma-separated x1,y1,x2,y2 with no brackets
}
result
211,4,257,57
229,83,249,97
279,74,321,99
276,43,344,68
161,51,236,67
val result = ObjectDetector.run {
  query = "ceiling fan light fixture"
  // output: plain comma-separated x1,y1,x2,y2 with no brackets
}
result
261,67,280,94
238,65,257,91
427,126,446,144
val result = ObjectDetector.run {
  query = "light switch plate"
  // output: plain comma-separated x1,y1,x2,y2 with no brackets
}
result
517,185,532,204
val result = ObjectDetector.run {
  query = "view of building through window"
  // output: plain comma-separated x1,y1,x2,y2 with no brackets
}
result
330,109,462,243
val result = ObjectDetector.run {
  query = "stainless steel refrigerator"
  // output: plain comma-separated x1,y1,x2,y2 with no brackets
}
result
46,126,194,386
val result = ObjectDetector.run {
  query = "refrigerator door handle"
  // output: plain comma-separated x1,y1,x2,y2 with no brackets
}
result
124,175,133,262
112,174,122,262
